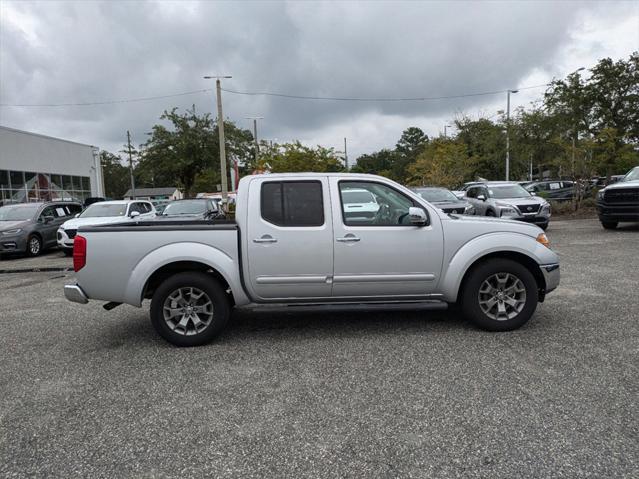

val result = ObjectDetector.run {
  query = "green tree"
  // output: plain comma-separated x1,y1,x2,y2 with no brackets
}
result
258,141,344,173
392,127,429,182
454,117,506,180
350,149,396,177
406,139,470,188
100,150,130,199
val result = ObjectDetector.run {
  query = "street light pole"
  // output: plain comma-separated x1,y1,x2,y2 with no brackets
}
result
245,116,263,166
444,124,452,138
204,75,232,206
344,137,348,170
505,89,518,181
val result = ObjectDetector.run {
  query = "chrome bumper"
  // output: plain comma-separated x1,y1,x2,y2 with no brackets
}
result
64,284,89,304
540,263,560,294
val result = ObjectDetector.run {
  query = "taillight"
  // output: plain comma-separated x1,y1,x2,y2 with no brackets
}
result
73,235,87,272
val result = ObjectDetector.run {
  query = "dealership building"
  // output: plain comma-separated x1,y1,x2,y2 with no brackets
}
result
0,126,104,205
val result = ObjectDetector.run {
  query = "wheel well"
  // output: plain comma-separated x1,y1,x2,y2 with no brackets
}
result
456,251,546,303
143,261,233,305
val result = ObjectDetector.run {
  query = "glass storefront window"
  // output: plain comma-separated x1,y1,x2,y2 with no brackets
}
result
10,171,24,189
61,175,72,190
51,174,63,189
0,170,9,188
81,176,91,190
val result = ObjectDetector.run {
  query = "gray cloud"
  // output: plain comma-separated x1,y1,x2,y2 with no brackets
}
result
1,0,636,159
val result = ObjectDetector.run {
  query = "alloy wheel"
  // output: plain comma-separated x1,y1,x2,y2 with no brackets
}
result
478,272,526,321
162,287,214,336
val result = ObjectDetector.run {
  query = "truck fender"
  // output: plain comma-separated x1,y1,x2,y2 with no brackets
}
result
123,242,250,307
440,232,558,302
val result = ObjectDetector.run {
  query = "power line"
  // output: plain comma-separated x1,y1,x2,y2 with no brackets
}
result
0,89,212,107
221,83,550,102
0,82,551,108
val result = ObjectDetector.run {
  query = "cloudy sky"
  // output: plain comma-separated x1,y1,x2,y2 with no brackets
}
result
1,0,638,161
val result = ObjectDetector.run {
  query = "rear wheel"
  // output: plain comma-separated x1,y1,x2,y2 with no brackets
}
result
461,258,538,331
26,235,42,257
601,221,618,230
486,210,496,217
150,272,230,347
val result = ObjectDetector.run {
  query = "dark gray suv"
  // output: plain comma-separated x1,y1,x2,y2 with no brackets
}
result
0,201,83,257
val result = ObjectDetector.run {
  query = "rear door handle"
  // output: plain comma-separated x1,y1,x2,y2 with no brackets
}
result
253,235,278,244
336,236,360,243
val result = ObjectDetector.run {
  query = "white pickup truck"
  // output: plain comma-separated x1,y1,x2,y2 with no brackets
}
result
64,173,560,346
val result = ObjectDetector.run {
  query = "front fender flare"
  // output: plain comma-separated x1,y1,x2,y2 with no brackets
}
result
123,242,249,307
440,232,558,302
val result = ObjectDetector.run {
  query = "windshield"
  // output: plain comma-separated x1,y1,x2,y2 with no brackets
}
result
414,188,458,202
342,190,376,204
623,167,639,182
488,185,532,199
163,200,208,215
0,205,39,221
80,203,127,218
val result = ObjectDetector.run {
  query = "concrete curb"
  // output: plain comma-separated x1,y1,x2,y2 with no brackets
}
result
0,267,73,274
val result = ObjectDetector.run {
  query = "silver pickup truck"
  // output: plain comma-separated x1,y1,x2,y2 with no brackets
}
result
65,173,560,346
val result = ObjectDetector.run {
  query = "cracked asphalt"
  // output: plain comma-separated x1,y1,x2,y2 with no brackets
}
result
0,218,637,478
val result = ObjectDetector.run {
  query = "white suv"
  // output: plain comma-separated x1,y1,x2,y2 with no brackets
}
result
57,200,156,255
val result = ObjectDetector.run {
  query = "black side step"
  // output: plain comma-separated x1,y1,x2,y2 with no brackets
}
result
243,301,448,314
103,302,122,311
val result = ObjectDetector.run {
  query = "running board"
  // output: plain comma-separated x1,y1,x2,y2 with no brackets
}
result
241,300,448,314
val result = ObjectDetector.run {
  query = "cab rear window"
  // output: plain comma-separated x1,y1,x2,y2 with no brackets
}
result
261,181,324,227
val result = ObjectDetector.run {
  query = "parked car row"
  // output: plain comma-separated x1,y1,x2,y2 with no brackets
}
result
0,197,226,257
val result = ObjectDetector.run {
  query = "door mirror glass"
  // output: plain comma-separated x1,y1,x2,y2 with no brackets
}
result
408,207,427,226
129,210,141,219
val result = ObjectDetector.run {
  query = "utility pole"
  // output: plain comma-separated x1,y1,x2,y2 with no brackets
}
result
126,130,136,199
344,137,348,170
245,116,263,166
505,89,518,181
204,75,232,207
444,124,451,138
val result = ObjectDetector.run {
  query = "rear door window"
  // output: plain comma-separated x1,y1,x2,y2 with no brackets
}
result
261,181,324,227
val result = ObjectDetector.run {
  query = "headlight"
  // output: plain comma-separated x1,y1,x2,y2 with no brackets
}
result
541,203,551,215
1,228,22,235
500,206,519,217
597,189,605,200
464,204,475,215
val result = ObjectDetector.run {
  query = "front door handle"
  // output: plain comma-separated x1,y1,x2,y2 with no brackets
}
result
336,235,360,243
253,235,277,244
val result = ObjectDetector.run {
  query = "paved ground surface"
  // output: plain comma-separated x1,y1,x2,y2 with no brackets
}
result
0,249,71,272
0,219,637,478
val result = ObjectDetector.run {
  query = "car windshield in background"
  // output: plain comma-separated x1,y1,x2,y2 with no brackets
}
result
489,185,532,199
623,167,639,182
80,203,127,218
162,200,207,215
415,188,459,202
342,190,376,204
0,205,39,221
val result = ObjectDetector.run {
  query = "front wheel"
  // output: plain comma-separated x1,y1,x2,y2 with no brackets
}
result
461,258,538,332
26,235,42,257
150,272,230,346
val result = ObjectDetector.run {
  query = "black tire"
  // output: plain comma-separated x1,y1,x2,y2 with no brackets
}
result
461,258,538,332
540,223,549,231
63,248,73,257
26,234,42,257
150,272,230,347
601,221,617,230
486,209,496,217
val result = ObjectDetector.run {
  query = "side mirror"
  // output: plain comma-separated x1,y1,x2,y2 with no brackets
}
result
75,213,80,218
408,207,428,226
44,215,54,224
477,194,486,201
129,211,141,219
530,192,537,196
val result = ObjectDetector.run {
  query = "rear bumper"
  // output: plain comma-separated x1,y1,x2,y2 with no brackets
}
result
540,263,560,294
64,284,89,304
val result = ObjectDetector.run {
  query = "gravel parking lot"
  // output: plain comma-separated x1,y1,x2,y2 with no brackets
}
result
0,218,637,478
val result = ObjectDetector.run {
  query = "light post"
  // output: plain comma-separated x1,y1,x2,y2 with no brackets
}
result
571,67,586,178
204,75,232,206
245,116,263,166
444,124,452,138
505,89,518,181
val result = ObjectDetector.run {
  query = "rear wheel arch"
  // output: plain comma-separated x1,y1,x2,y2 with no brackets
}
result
143,261,234,306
